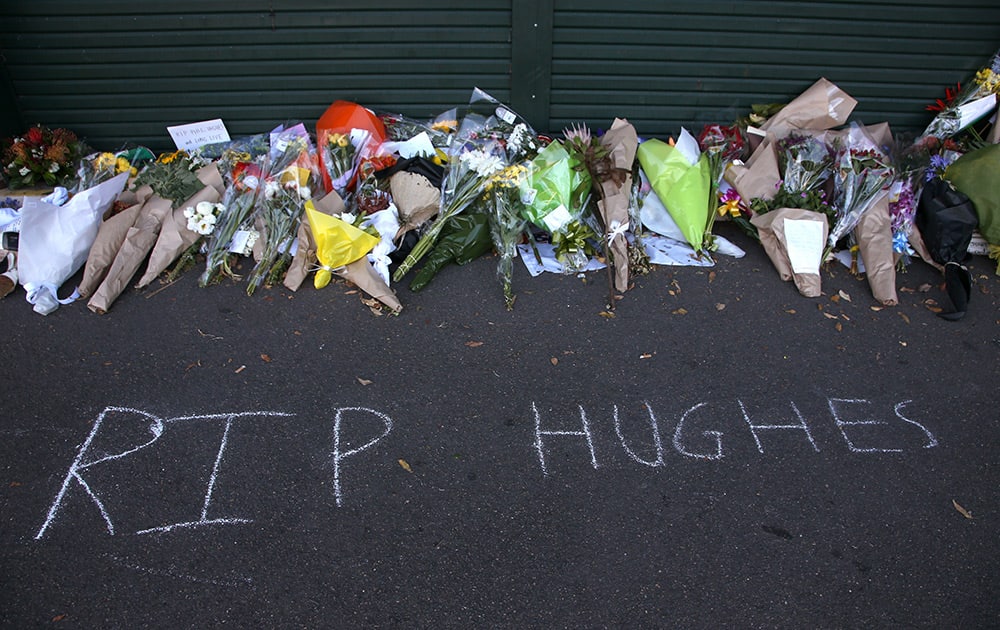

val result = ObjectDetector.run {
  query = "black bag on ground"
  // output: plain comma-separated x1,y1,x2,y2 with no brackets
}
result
916,178,978,320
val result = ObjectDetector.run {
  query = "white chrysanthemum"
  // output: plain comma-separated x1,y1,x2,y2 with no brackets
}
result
195,201,216,217
339,212,357,225
186,218,199,233
460,149,504,178
19,167,29,176
264,180,281,200
195,217,215,235
183,206,197,220
298,186,311,199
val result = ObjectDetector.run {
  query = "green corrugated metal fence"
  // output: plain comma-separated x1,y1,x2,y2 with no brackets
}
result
1,1,998,150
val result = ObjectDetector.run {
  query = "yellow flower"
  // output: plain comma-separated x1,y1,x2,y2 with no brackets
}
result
328,133,349,148
95,152,117,170
157,150,184,164
431,120,458,133
975,68,1000,94
115,157,132,174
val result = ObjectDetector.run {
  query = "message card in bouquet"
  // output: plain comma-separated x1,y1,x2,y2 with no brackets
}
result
167,119,231,152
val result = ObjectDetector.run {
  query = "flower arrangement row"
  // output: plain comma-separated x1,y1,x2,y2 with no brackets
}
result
1,51,998,319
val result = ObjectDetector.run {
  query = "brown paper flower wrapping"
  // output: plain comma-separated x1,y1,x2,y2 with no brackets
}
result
598,118,638,293
335,258,402,314
759,78,857,138
854,195,898,306
87,194,172,313
85,165,224,312
134,186,222,288
390,171,440,240
78,201,143,298
751,207,829,297
725,138,780,203
133,164,226,289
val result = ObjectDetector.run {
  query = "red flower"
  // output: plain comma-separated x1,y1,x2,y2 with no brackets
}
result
926,82,961,112
26,127,44,145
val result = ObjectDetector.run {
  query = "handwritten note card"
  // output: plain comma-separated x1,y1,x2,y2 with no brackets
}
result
167,119,231,152
783,218,825,274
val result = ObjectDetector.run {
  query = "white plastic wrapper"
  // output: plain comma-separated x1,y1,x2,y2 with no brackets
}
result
18,172,128,315
361,204,401,286
638,169,686,243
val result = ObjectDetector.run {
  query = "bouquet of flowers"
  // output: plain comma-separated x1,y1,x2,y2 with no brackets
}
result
75,150,145,193
697,123,746,247
776,134,833,196
747,134,837,298
352,154,397,216
392,137,505,281
315,100,386,194
636,131,711,253
716,188,757,240
131,150,207,207
2,125,84,188
564,119,638,299
486,163,529,309
199,155,266,286
245,127,317,295
380,110,455,149
920,48,1000,140
518,138,596,272
129,162,226,289
305,201,379,289
319,129,373,198
826,124,894,257
885,139,935,269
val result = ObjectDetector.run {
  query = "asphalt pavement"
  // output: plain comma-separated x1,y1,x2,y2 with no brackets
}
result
2,222,998,628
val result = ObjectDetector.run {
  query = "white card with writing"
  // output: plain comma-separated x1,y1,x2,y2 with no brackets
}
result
167,119,231,151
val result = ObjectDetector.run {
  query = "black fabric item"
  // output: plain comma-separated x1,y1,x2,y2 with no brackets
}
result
915,178,978,265
938,262,972,321
388,230,420,271
374,157,445,189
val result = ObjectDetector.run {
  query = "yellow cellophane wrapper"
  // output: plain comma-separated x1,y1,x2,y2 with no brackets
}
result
306,201,379,289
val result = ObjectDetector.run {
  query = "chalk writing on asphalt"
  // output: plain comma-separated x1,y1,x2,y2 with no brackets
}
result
34,399,936,539
532,398,937,475
35,406,393,540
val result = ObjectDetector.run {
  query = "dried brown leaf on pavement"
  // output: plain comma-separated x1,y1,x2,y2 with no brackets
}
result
953,499,973,519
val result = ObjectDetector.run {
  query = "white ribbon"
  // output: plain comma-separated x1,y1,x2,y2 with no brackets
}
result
306,263,345,275
606,219,629,244
23,281,80,315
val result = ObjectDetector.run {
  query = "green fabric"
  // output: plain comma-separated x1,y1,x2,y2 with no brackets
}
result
637,138,711,251
947,144,1000,245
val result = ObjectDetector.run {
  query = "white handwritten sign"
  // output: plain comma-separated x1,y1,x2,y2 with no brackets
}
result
167,118,231,152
